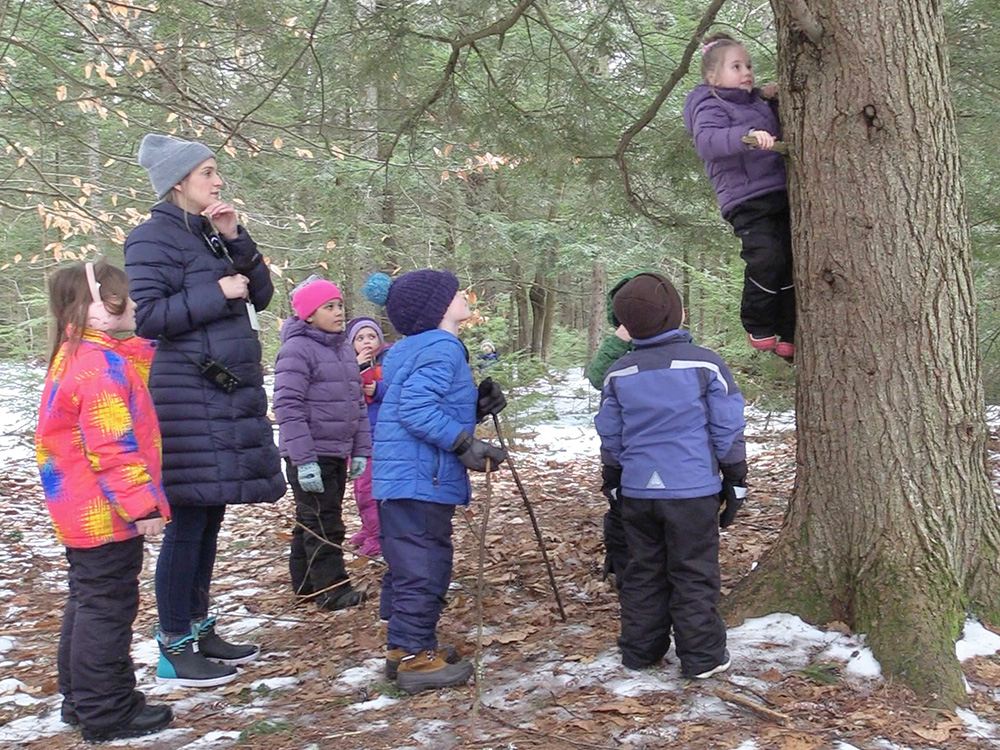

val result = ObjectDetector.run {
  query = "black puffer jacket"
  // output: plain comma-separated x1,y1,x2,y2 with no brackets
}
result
125,202,285,507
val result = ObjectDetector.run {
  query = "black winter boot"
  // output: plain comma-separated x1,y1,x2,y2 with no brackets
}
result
80,704,173,743
59,698,79,726
194,617,260,665
316,587,366,611
156,632,238,688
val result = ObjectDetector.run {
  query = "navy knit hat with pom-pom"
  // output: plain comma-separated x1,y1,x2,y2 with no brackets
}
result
362,269,459,336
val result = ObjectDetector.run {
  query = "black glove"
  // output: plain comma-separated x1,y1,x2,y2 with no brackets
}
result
600,463,622,501
476,377,507,421
719,479,746,528
452,430,507,472
718,461,747,528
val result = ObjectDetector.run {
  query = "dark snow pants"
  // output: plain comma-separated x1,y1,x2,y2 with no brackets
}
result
60,536,146,732
286,456,349,600
727,191,795,342
617,494,727,676
156,504,225,633
380,498,455,653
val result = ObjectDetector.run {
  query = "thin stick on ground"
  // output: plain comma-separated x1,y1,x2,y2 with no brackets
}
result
472,466,493,728
714,687,791,725
491,413,567,621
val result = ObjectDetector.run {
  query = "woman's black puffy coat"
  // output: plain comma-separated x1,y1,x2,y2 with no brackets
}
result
125,202,285,507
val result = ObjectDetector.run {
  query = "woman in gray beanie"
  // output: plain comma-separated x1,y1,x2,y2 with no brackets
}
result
125,134,285,689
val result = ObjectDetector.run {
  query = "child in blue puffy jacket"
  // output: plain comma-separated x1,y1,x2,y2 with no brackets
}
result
362,269,506,694
595,272,747,680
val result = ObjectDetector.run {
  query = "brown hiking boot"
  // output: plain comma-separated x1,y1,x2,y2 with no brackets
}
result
386,644,460,680
396,649,473,694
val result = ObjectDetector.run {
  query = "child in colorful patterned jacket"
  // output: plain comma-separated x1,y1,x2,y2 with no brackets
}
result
36,261,174,743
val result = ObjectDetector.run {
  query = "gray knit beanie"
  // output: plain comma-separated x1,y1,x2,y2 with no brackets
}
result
138,134,214,199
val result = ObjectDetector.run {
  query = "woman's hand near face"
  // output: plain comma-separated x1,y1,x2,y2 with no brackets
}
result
203,201,239,239
219,274,250,300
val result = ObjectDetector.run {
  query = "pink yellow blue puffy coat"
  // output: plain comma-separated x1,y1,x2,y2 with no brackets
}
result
36,330,171,548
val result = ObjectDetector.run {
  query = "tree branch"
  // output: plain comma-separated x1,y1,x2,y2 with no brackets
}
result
783,0,823,45
614,0,728,225
383,0,539,167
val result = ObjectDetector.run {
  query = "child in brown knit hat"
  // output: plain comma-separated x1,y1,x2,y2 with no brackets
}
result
595,272,747,680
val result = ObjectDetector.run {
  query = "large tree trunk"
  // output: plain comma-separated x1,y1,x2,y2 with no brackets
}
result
726,0,1000,704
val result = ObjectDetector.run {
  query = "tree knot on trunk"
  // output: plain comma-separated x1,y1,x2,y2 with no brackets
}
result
862,105,883,131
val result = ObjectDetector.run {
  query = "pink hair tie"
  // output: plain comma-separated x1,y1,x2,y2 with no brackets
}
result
702,40,720,55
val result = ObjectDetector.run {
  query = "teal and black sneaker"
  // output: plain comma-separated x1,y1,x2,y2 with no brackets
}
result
156,631,238,688
194,616,260,665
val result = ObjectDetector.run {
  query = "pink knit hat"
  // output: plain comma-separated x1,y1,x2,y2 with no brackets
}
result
291,277,342,319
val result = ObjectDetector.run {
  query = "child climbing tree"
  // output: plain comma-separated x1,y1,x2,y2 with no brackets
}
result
726,0,1000,704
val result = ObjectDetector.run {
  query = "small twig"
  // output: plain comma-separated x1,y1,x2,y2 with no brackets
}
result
741,135,790,155
714,687,791,725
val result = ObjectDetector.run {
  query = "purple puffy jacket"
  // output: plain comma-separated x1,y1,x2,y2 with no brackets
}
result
682,84,788,219
273,317,371,466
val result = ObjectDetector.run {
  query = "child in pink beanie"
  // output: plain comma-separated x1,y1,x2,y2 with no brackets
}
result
273,275,371,610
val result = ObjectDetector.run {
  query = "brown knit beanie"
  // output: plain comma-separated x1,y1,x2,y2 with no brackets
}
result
611,273,684,339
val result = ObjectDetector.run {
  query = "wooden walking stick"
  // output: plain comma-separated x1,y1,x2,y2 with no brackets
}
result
490,414,567,622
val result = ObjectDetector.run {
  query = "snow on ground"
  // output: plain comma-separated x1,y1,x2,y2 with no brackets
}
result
0,361,44,463
2,362,1000,747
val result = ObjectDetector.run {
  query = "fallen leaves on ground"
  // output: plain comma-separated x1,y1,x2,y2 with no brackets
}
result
1,439,998,749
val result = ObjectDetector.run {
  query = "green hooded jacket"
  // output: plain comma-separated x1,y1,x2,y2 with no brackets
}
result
585,268,656,391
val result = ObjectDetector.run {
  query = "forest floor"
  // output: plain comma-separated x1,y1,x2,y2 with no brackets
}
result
2,372,1000,749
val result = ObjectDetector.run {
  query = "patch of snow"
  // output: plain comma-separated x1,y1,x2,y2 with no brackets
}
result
957,618,1000,662
349,694,398,711
0,699,67,744
250,676,298,691
958,706,1000,745
0,636,15,653
338,662,382,688
177,730,243,748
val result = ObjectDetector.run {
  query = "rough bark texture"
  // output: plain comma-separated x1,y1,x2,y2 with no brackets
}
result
587,261,607,362
726,0,1000,704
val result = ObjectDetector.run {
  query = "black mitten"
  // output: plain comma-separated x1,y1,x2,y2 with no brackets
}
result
452,431,507,472
719,460,747,528
719,479,746,528
476,377,507,421
600,463,622,501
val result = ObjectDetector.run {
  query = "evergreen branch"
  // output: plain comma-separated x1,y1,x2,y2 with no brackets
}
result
527,4,636,120
614,0,729,225
224,0,331,143
383,0,539,169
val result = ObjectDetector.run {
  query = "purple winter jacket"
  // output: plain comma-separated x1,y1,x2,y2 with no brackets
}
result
273,317,372,466
683,84,788,219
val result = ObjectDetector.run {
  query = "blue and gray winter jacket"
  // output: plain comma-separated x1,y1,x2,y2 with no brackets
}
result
372,329,477,506
594,329,745,499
